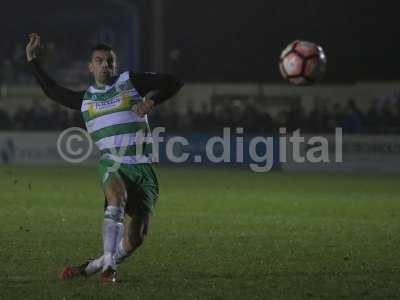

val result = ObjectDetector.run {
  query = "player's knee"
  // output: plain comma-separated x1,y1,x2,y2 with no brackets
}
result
106,187,127,207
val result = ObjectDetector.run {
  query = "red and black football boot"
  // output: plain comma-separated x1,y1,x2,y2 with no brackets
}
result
99,266,118,284
59,259,93,280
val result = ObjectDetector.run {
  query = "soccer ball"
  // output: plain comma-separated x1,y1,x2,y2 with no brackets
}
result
279,40,327,85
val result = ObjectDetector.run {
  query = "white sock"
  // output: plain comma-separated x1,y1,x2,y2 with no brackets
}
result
84,255,104,276
84,219,126,274
115,240,129,264
102,206,124,271
103,252,115,271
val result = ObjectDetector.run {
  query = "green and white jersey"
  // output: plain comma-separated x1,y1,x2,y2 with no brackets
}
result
81,71,153,164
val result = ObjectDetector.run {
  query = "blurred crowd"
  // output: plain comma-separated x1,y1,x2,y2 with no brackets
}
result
0,34,399,135
0,41,31,85
1,96,398,134
151,97,400,134
0,101,84,131
0,39,86,85
0,29,118,86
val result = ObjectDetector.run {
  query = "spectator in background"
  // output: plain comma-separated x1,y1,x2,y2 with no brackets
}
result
171,109,181,132
331,102,345,129
13,107,28,130
365,99,383,133
49,103,69,130
381,99,397,130
240,101,257,131
276,109,288,131
321,102,333,132
180,107,196,131
196,103,212,132
395,98,400,129
0,60,16,84
342,99,364,133
308,99,325,133
0,103,11,130
14,43,31,83
258,110,274,133
286,101,307,132
13,43,24,63
28,99,51,130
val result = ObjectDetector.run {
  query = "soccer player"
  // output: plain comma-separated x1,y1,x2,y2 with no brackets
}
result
26,33,183,283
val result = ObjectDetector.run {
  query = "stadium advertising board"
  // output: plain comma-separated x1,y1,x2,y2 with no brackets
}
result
281,134,400,173
1,131,399,174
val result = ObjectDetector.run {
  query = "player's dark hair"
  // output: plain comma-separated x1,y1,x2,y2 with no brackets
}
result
90,43,114,59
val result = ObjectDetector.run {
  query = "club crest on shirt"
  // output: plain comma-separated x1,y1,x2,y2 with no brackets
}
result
115,81,129,93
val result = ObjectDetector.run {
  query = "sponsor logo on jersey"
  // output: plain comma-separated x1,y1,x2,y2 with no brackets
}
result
88,94,131,118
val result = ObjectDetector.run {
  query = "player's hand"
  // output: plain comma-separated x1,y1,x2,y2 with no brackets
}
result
26,33,41,62
132,98,155,117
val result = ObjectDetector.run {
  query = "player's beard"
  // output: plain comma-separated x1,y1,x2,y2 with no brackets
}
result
97,71,113,86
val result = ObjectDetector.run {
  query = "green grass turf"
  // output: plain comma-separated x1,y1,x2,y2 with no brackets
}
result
0,165,400,299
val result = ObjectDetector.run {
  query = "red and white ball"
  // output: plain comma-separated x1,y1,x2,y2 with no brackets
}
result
279,40,327,85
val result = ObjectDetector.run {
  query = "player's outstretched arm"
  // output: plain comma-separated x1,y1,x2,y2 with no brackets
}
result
26,33,85,110
130,72,183,105
129,71,183,117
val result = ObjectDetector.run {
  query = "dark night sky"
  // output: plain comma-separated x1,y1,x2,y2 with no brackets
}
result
2,0,400,83
164,1,400,82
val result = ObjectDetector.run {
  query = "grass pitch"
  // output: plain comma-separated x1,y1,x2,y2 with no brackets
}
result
1,165,400,299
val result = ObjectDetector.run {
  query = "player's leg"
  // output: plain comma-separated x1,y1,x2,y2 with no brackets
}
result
84,213,149,272
60,185,125,281
115,213,150,264
114,174,155,264
95,164,157,280
73,185,151,278
100,176,127,282
77,212,149,279
79,207,125,277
